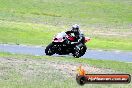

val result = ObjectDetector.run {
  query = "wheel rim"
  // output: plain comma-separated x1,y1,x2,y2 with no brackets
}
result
80,47,85,54
47,46,54,55
48,48,52,54
76,51,80,55
74,49,80,57
73,46,86,57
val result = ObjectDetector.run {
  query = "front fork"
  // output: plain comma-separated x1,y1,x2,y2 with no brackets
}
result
74,43,84,50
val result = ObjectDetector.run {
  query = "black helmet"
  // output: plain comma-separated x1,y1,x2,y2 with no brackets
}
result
71,24,80,33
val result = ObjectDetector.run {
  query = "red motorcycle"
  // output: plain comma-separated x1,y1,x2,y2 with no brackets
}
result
45,32,90,58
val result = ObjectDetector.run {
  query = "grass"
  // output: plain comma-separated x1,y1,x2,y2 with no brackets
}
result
0,20,63,45
0,0,132,50
0,0,131,87
0,20,132,50
88,38,132,50
0,52,132,74
0,0,131,28
0,52,132,88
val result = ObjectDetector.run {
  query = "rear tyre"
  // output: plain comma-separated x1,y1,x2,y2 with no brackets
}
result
45,43,55,56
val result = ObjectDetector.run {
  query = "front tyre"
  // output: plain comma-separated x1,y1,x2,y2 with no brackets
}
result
45,43,55,56
80,45,87,57
72,45,87,58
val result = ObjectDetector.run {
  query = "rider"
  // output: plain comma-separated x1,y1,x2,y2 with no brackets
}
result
65,24,85,45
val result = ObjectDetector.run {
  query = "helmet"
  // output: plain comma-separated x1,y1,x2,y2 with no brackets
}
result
71,24,80,33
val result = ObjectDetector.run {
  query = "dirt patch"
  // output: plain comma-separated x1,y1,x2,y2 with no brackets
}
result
83,29,132,37
0,57,122,80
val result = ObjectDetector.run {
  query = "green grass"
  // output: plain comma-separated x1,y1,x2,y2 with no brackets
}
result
0,20,63,45
0,0,132,50
0,0,131,28
88,38,132,50
0,20,132,50
0,52,132,88
0,52,132,74
0,0,131,87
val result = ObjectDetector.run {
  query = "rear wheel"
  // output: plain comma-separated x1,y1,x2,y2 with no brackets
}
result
45,43,55,56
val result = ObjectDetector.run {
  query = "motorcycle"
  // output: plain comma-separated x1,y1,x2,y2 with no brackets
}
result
45,32,90,58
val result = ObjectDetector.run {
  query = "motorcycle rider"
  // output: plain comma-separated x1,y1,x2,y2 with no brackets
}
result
65,24,85,45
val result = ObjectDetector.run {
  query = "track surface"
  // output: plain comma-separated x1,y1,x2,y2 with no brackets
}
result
0,44,132,62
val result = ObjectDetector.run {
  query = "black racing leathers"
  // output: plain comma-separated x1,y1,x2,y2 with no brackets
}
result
65,31,85,45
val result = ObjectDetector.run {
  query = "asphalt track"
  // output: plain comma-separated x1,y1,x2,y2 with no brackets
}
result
0,44,132,62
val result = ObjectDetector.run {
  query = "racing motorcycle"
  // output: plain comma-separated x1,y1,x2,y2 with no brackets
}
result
45,32,90,58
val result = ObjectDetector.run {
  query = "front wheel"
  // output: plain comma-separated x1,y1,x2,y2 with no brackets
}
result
45,43,55,56
72,45,87,58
